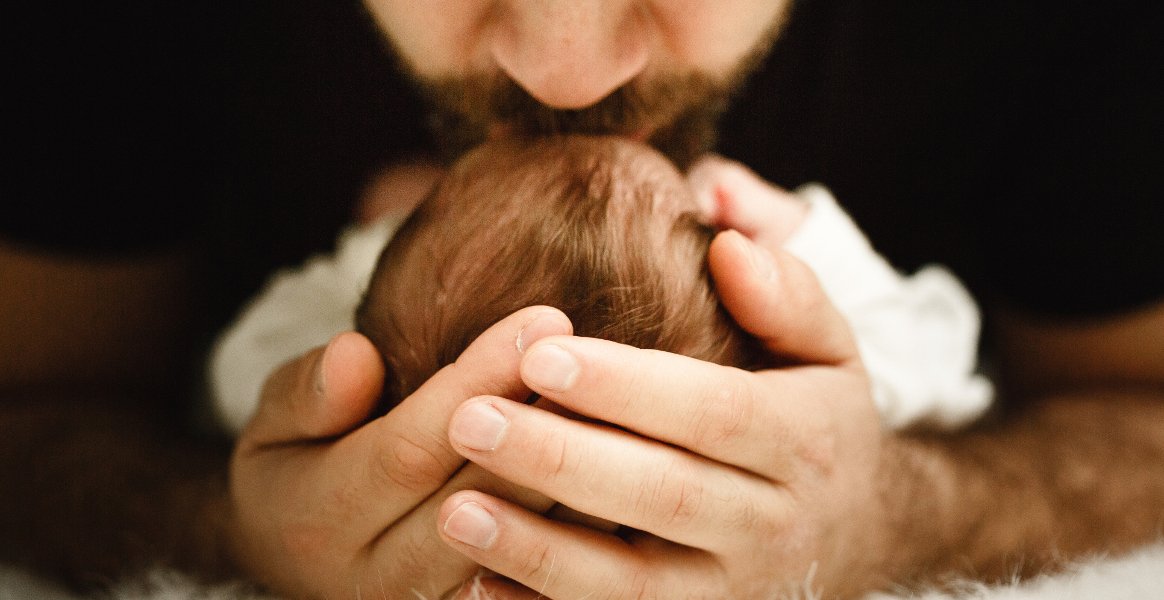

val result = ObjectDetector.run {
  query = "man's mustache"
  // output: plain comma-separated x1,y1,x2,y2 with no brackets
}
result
420,72,731,165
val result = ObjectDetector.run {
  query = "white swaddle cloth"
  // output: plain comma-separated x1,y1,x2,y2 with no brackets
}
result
209,184,992,433
784,185,992,429
210,216,403,432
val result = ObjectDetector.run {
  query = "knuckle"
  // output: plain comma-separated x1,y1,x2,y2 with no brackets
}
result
590,558,652,600
753,498,801,552
611,356,654,417
691,375,756,448
533,427,575,483
635,462,704,530
725,491,763,535
710,476,787,545
626,568,657,600
669,478,704,526
664,474,704,529
623,563,670,600
796,425,839,478
374,431,450,493
514,541,559,585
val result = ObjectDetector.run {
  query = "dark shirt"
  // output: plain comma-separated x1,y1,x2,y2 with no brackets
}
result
721,0,1164,317
5,0,1162,331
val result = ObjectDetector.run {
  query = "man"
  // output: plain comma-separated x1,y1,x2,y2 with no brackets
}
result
3,1,1162,599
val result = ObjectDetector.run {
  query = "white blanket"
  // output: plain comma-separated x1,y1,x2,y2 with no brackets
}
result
5,540,1164,599
210,184,992,433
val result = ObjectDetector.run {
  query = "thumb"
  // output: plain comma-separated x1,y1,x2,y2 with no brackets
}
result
710,229,859,367
244,331,384,446
687,154,805,249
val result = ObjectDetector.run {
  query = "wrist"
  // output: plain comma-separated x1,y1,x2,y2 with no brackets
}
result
826,433,962,597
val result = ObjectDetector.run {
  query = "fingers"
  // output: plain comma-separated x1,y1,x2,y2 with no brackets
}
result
689,156,857,365
232,305,573,586
361,398,568,598
304,308,572,540
439,491,717,600
446,396,785,551
687,154,806,249
710,229,859,366
360,461,556,600
519,337,822,478
244,331,385,446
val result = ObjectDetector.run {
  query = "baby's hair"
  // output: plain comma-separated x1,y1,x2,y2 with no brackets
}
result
356,135,759,410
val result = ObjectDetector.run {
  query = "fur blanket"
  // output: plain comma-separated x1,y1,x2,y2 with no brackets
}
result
4,541,1163,600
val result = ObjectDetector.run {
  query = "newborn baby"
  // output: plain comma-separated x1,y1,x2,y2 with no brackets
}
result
211,135,991,431
356,136,764,409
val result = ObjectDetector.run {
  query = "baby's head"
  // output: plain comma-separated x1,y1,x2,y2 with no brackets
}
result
357,135,758,409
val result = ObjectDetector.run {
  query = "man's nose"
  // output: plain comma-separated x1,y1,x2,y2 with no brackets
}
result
488,0,650,110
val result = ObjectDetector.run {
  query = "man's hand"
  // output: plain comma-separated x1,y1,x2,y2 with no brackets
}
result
435,227,887,598
227,306,573,598
436,158,1164,599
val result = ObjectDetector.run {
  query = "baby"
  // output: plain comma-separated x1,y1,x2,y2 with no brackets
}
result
211,135,991,430
355,136,764,409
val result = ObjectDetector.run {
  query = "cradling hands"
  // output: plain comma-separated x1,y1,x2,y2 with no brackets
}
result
436,180,889,598
226,307,573,598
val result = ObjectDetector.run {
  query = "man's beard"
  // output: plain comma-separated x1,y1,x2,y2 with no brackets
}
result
418,72,737,170
371,3,791,169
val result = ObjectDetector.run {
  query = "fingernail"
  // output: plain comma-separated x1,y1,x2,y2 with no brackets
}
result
523,344,579,392
450,401,508,451
444,502,498,550
516,311,565,353
313,342,332,396
735,231,776,282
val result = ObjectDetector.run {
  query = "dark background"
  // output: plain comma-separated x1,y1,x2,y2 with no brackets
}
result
4,0,1162,333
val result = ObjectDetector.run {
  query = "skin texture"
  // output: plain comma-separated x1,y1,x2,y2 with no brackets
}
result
363,0,792,105
365,0,791,165
2,2,1163,599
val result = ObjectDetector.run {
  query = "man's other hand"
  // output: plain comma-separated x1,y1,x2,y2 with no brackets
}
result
227,307,572,598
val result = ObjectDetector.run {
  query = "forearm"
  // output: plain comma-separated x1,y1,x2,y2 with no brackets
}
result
0,396,236,589
875,388,1164,590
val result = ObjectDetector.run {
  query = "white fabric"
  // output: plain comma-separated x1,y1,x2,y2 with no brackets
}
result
209,184,991,433
208,216,402,432
6,541,1164,599
784,184,993,430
